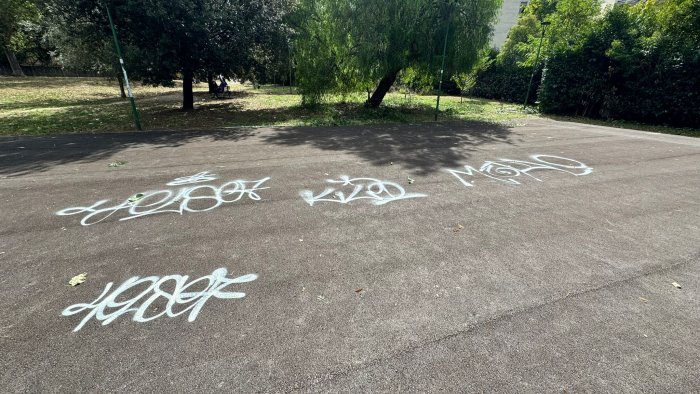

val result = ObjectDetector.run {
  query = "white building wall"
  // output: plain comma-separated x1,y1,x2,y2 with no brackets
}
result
490,0,638,49
490,0,528,49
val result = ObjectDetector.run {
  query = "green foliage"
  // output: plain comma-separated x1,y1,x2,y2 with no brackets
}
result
8,15,54,65
469,48,538,104
469,0,601,105
469,0,700,128
452,71,476,94
499,12,540,66
292,0,359,105
0,76,534,135
397,67,434,95
0,0,39,50
537,40,609,116
42,2,114,72
45,0,293,108
293,0,502,105
539,0,700,127
520,0,601,65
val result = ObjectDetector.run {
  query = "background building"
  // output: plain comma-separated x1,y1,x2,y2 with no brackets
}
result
490,0,529,49
490,0,640,49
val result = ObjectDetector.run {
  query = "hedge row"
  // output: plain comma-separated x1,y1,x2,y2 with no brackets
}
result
470,0,699,128
539,3,699,127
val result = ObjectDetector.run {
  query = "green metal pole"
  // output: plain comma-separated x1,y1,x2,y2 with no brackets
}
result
523,22,549,109
434,15,451,121
105,3,142,130
288,43,293,94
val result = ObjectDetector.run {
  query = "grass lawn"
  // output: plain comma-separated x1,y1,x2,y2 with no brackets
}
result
0,76,531,136
546,116,700,138
1,76,697,137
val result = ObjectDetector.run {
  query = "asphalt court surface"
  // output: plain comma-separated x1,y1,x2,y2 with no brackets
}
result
1,119,698,392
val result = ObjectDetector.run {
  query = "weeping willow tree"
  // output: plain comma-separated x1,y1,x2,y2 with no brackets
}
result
293,0,502,107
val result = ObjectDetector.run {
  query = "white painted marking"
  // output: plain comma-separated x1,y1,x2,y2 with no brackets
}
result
300,176,427,206
57,172,270,226
446,155,592,187
62,267,257,332
166,171,218,186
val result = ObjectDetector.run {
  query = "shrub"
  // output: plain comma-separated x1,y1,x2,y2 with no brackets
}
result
539,0,700,127
469,49,539,104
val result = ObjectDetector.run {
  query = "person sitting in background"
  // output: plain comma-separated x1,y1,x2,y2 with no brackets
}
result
211,76,230,98
217,76,228,93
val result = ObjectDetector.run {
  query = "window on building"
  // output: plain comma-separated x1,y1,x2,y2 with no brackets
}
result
519,1,529,14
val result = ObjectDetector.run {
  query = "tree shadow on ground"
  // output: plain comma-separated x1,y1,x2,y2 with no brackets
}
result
3,95,129,111
0,119,514,178
0,78,104,89
262,121,514,175
0,128,257,177
195,90,251,100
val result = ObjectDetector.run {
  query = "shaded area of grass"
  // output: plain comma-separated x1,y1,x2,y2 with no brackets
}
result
1,76,530,136
2,76,697,137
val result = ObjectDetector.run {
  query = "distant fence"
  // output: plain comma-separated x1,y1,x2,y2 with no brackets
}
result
0,65,103,77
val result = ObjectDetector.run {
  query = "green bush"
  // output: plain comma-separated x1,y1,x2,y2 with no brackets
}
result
470,0,601,105
469,49,539,104
538,24,611,116
539,0,700,127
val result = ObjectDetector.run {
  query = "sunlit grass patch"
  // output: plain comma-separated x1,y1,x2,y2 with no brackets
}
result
1,76,535,136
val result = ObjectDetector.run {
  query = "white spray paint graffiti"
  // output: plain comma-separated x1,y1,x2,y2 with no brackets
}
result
446,155,592,187
62,267,257,332
166,171,218,186
300,176,427,206
56,171,270,226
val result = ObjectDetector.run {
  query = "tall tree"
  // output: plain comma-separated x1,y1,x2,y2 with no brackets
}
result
293,0,502,107
468,0,603,104
47,0,293,110
1,0,40,75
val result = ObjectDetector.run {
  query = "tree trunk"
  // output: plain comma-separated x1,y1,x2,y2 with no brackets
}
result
365,69,400,108
251,74,259,89
183,68,194,110
117,72,126,99
207,73,217,93
4,49,24,76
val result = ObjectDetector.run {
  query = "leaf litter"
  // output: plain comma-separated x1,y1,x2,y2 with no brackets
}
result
68,273,87,287
128,193,145,203
108,160,128,168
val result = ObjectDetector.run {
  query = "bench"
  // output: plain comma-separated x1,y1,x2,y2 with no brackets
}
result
212,85,232,99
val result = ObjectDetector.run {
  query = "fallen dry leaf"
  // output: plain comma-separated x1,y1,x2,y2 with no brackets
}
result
128,193,145,203
108,160,128,168
68,273,87,287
